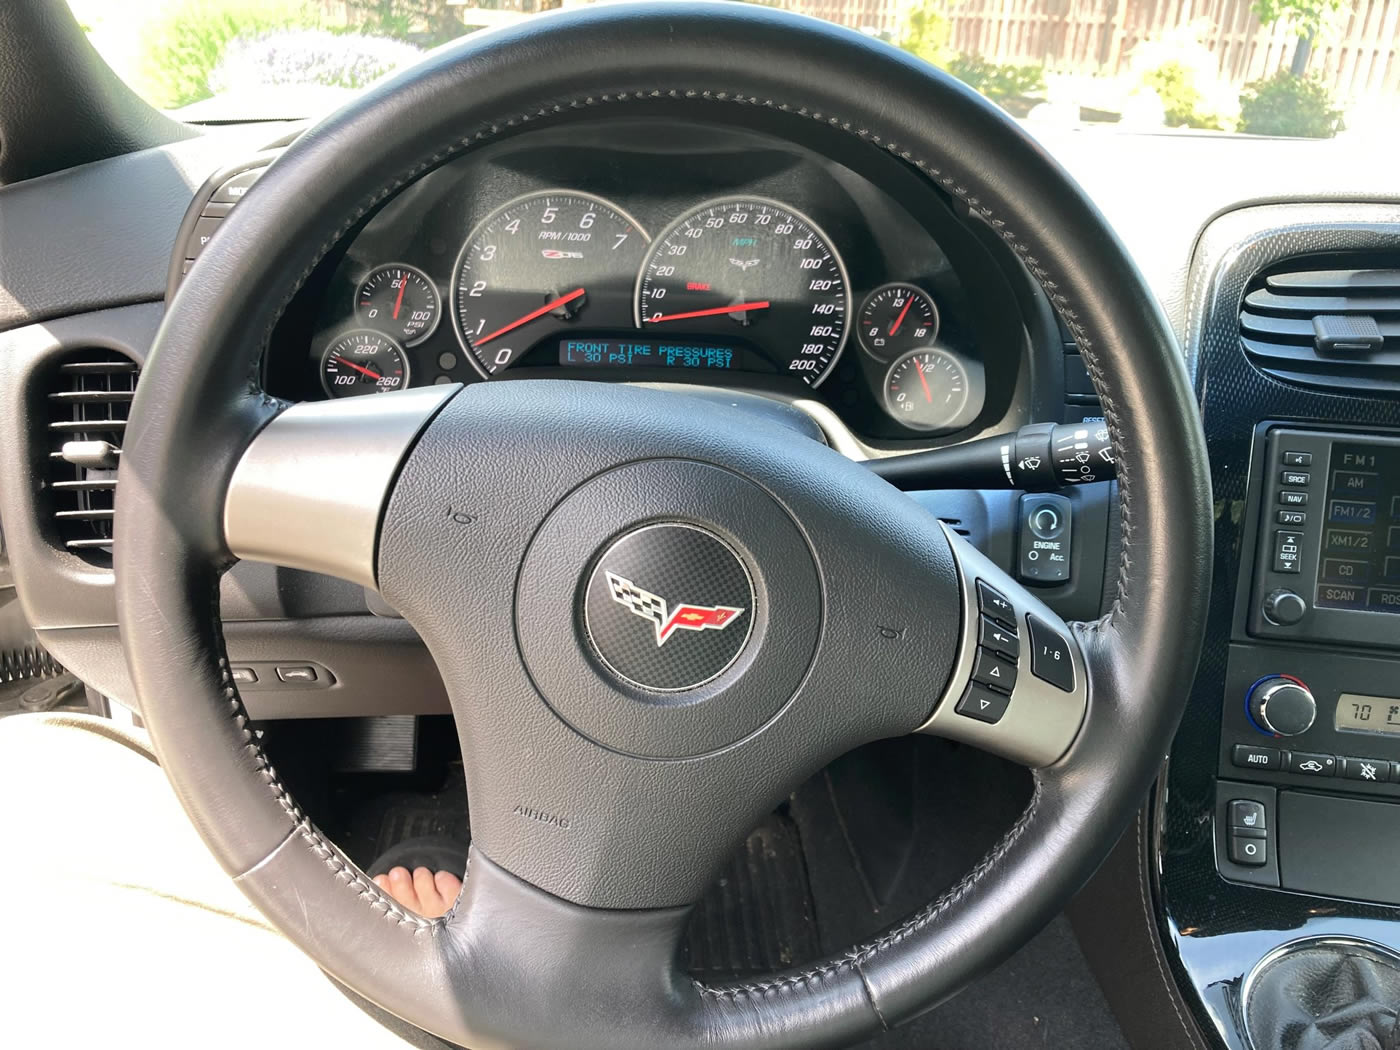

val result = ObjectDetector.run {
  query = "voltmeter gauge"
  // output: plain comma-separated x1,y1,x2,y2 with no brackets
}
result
858,283,939,360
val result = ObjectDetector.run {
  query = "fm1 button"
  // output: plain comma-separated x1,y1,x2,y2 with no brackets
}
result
956,683,1010,725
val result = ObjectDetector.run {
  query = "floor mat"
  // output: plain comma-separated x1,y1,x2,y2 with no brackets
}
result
681,809,820,977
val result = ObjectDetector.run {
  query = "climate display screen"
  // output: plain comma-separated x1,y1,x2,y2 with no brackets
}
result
1314,442,1400,614
1336,694,1400,737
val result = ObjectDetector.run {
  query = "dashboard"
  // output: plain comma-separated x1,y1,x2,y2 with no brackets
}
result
253,119,1029,445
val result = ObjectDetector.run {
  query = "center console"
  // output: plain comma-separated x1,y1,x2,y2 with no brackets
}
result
1152,204,1400,1050
1217,425,1400,907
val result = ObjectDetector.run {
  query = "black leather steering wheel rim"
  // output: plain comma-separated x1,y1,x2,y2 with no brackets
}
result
115,5,1212,1047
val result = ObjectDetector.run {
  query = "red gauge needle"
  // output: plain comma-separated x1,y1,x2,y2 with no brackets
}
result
334,356,382,380
645,300,770,324
476,287,586,346
915,358,934,402
888,296,914,336
391,278,408,320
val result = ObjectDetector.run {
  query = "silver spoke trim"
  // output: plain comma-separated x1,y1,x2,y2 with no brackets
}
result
919,524,1089,767
224,385,459,589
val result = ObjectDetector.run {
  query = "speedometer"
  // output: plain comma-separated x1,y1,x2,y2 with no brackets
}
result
634,197,850,387
452,190,649,376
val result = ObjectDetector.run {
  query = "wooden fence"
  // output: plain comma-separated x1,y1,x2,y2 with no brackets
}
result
945,0,1400,98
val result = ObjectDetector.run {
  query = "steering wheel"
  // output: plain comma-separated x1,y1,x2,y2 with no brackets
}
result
115,5,1211,1047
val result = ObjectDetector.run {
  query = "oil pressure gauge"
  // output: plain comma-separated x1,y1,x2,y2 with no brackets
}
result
355,263,440,345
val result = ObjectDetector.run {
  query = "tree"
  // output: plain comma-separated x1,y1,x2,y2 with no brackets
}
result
899,0,950,67
1251,0,1349,74
344,0,466,47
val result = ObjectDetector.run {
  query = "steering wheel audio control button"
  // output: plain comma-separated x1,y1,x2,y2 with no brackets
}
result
976,579,1016,626
956,683,1011,725
1028,615,1075,692
972,647,1017,694
978,615,1019,660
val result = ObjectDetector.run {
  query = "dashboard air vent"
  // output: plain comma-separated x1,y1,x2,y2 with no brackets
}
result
1239,261,1400,395
44,351,139,563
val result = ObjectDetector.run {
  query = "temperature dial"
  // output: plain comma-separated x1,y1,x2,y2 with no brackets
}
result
1246,675,1316,737
858,283,939,360
356,264,440,345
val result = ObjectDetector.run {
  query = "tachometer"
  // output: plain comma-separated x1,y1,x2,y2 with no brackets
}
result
634,197,850,387
452,190,649,376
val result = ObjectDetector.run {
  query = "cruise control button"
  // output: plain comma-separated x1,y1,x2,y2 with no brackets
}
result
1232,744,1280,770
1285,751,1336,776
1027,615,1074,692
976,580,1015,626
971,647,1017,694
977,616,1019,660
955,683,1010,725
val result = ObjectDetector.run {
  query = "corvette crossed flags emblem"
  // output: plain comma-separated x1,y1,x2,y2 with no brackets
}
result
605,571,746,646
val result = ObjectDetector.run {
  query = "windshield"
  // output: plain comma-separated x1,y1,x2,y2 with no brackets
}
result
71,0,1396,139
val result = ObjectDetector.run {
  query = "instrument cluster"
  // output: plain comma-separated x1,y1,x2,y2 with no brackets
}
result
277,118,1014,442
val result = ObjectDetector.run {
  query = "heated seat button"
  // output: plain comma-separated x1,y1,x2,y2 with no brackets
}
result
1027,615,1075,692
971,647,1017,694
1229,799,1266,831
955,683,1010,725
977,616,1019,660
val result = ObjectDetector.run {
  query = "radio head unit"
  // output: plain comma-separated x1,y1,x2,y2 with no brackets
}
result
1248,427,1400,648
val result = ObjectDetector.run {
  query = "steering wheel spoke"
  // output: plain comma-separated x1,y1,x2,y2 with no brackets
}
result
222,386,458,589
915,527,1089,768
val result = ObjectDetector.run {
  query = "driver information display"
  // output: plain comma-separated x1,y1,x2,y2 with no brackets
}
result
558,338,772,372
1315,442,1400,613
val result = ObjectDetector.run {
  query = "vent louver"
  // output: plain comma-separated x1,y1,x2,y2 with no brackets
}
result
1240,262,1400,395
44,352,139,564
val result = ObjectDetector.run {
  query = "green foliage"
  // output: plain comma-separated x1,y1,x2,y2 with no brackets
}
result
1141,60,1223,128
1239,70,1344,136
343,1,466,47
137,0,323,107
1252,0,1348,41
946,53,1046,103
898,0,950,66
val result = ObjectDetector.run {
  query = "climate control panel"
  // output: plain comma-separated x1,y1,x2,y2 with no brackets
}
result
1220,643,1400,800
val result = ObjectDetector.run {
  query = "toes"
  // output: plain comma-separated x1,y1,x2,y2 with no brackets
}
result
434,869,463,906
372,874,389,892
412,866,448,917
385,865,419,911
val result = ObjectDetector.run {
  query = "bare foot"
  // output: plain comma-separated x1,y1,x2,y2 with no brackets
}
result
373,866,463,918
